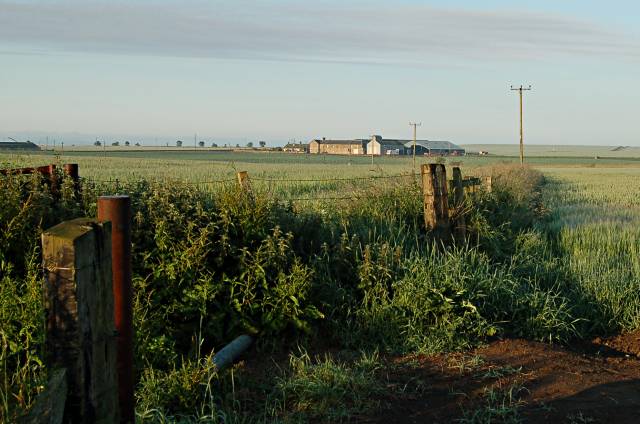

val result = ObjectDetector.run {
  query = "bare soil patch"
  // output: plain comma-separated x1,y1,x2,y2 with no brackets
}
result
369,337,640,423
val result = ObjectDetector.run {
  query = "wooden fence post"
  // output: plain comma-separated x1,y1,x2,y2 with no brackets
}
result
97,196,134,424
452,167,466,243
237,171,250,190
482,175,492,193
421,163,450,241
236,171,255,203
42,218,118,423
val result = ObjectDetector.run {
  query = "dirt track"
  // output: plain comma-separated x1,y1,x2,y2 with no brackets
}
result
370,335,640,423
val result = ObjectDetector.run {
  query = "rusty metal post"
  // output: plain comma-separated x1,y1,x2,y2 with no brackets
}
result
64,163,81,199
97,196,134,424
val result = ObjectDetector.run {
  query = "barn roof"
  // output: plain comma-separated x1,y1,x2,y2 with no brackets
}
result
0,140,40,150
371,139,406,147
405,140,464,150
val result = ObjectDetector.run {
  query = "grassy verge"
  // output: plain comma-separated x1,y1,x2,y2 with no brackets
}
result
2,163,639,421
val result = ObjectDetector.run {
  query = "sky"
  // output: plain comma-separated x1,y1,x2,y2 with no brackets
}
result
1,0,639,146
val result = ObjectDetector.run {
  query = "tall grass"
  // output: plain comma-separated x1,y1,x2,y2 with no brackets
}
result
3,161,639,421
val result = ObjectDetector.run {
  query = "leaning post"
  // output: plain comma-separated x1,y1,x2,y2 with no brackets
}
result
97,196,134,424
452,167,466,243
42,218,118,423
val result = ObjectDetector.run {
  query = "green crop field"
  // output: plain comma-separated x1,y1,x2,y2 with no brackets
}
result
2,148,640,422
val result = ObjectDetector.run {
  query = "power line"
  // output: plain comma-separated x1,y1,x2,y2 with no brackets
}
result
510,85,532,165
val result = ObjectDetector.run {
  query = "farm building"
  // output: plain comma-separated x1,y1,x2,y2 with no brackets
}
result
405,140,465,156
309,138,368,155
0,139,40,151
367,135,409,155
283,142,309,153
366,135,464,156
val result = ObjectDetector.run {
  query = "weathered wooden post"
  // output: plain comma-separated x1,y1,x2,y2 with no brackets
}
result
236,170,255,203
421,163,450,241
97,196,134,424
42,218,118,423
452,167,466,243
236,171,250,190
482,175,492,193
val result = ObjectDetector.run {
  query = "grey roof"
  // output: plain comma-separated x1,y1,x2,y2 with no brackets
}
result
404,140,464,150
370,139,406,147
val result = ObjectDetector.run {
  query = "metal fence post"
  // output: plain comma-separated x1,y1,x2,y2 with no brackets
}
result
97,196,134,424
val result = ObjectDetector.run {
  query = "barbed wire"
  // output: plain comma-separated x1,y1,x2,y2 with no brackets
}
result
83,178,235,184
279,195,361,202
251,173,414,183
80,174,416,186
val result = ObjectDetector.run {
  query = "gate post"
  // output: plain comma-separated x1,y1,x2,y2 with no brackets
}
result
42,218,118,423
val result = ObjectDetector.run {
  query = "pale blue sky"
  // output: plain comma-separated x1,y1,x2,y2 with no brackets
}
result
1,0,639,145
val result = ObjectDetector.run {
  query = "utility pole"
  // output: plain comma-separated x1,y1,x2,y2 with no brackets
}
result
409,122,422,171
510,85,532,165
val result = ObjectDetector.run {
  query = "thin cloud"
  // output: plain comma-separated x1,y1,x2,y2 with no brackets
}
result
0,1,638,64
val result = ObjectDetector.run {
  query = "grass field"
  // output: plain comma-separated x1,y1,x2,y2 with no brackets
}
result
2,148,640,422
3,148,640,184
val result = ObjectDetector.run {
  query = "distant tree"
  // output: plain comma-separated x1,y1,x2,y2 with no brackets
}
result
94,140,102,147
135,142,141,147
176,140,183,147
111,141,120,147
198,141,205,147
124,141,130,147
211,142,218,148
259,141,266,148
246,142,254,148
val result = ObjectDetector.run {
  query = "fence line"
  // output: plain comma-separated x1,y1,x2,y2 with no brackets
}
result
251,173,414,183
1,163,489,207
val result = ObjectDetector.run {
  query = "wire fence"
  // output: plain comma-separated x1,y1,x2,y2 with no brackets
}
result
1,164,483,204
77,173,420,203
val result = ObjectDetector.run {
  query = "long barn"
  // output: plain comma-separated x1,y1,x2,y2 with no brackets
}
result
0,140,40,151
308,138,367,155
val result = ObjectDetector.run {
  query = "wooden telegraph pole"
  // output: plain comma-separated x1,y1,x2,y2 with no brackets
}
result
409,122,422,171
510,85,531,165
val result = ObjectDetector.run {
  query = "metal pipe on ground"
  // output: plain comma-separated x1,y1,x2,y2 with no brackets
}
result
213,335,254,370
